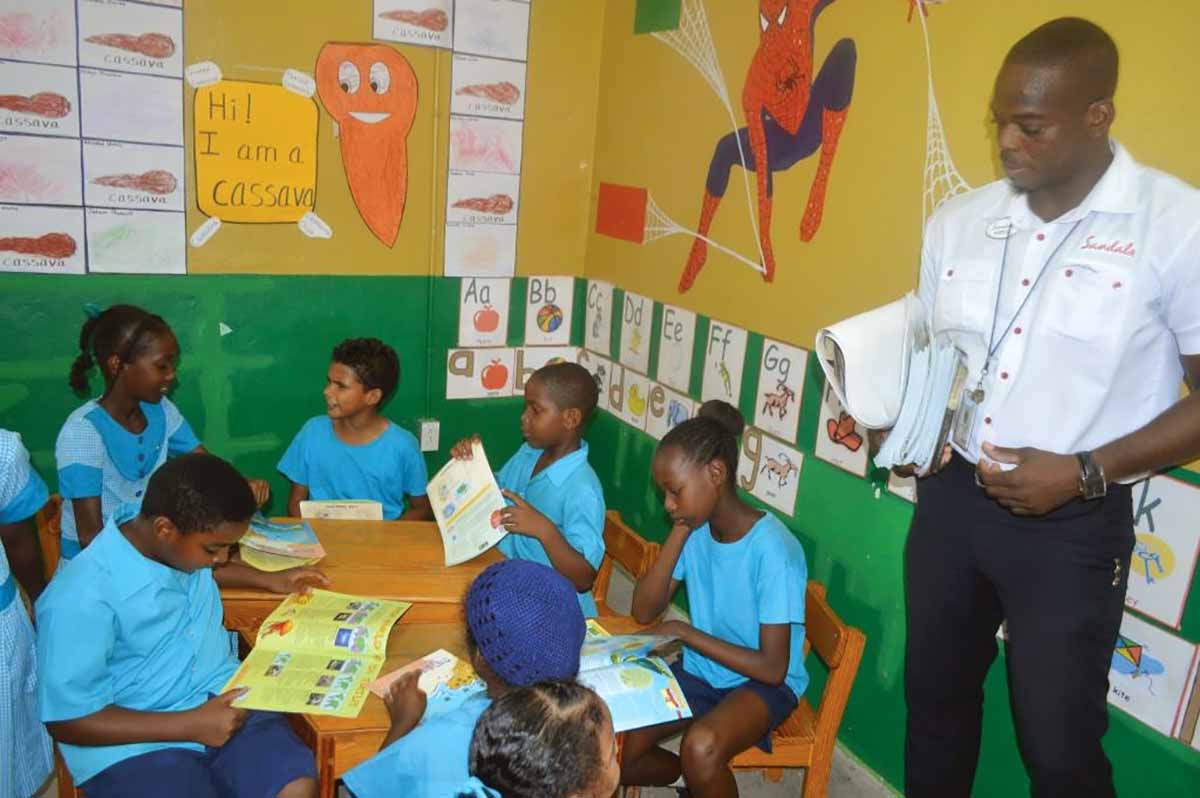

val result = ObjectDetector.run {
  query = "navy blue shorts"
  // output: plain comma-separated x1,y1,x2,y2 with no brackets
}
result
80,710,316,798
670,661,798,753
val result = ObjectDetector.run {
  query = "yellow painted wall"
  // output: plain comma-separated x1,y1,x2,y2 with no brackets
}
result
585,1,1200,345
185,0,604,275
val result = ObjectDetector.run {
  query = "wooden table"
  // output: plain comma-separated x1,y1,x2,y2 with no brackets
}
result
231,615,647,798
221,519,504,631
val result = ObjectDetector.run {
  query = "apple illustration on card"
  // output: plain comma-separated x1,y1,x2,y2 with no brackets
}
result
481,360,509,391
474,305,500,333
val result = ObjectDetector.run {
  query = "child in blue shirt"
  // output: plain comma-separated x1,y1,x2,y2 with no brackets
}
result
457,680,620,798
279,337,431,520
55,305,271,560
622,400,809,795
0,429,53,798
36,453,326,798
450,362,606,615
344,558,587,798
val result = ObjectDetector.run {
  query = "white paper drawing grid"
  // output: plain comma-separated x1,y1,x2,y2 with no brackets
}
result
813,381,868,477
1126,475,1200,628
618,291,653,374
373,0,454,49
657,304,696,394
700,320,747,407
1106,611,1199,738
753,338,807,444
584,280,614,357
458,277,511,348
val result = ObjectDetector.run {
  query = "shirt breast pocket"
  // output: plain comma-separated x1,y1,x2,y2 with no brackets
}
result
932,259,994,335
1038,260,1133,343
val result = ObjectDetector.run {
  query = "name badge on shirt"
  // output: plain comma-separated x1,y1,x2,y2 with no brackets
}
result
951,388,981,451
985,218,1015,240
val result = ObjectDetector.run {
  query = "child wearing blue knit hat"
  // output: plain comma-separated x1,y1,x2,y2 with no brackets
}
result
344,559,587,798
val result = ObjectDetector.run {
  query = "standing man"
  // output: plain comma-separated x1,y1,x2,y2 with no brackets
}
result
896,17,1200,798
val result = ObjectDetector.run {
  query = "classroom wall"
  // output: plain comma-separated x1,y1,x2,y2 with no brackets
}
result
581,1,1200,795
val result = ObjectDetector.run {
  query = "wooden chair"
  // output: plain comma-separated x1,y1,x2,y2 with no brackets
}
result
621,581,865,798
593,510,660,617
35,494,62,582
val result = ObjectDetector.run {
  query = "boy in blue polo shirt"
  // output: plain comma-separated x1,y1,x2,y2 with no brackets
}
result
36,453,323,798
279,337,432,520
1,429,53,798
450,362,606,616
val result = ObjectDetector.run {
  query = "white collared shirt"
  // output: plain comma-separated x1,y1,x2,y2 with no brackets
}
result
918,142,1200,472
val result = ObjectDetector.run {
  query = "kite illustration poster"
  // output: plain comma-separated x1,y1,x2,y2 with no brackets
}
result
0,0,186,273
1106,612,1199,738
700,319,747,407
1125,475,1200,629
523,276,574,347
458,277,511,348
753,337,806,444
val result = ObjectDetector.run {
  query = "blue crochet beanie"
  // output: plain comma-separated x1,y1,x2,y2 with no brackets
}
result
466,559,585,686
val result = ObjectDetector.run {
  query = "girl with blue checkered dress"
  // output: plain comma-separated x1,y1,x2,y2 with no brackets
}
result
55,305,270,561
0,429,54,798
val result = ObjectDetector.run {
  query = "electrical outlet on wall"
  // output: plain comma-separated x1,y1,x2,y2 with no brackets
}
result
418,419,440,452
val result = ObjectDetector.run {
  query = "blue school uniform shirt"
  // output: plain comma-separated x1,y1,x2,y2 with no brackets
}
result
495,442,606,616
55,398,200,558
343,693,490,798
0,430,54,798
35,503,238,784
671,512,810,699
278,416,429,520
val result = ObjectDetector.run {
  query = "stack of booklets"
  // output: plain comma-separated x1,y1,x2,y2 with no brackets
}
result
239,514,326,572
428,440,509,566
224,589,411,717
816,292,968,474
368,620,692,732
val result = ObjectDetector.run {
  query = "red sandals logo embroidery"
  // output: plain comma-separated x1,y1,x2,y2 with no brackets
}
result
1080,236,1135,257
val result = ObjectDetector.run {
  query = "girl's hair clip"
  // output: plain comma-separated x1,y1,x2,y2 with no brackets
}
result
83,303,104,320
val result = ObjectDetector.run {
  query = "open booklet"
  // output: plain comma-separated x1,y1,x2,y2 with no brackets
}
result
241,514,326,560
223,589,411,718
429,441,508,566
367,622,692,733
816,292,967,473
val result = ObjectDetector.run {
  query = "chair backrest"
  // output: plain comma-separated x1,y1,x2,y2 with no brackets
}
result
35,495,63,581
594,510,660,605
804,581,866,744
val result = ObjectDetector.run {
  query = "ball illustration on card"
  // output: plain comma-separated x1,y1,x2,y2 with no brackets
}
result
536,303,563,333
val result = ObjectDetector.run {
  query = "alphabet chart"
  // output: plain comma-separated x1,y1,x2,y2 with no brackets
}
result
0,0,186,274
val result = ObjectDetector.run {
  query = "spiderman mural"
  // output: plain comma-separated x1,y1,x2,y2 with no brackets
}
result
680,0,856,292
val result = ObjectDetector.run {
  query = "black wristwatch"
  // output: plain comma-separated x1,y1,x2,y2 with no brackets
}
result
1076,451,1107,500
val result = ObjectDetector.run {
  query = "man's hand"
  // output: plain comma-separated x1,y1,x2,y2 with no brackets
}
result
499,490,553,540
188,689,249,747
869,429,952,478
976,442,1080,516
262,566,330,595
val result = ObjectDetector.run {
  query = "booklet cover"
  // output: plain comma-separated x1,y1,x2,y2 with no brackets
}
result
240,514,326,560
369,648,488,719
298,500,384,520
223,590,411,718
429,441,508,566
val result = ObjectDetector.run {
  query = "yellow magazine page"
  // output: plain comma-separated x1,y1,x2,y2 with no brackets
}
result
224,648,384,718
252,590,411,657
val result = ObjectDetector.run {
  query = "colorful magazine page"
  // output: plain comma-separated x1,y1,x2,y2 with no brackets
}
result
369,648,487,719
241,515,325,559
299,500,384,520
580,633,681,672
223,590,410,718
429,441,508,566
578,654,691,733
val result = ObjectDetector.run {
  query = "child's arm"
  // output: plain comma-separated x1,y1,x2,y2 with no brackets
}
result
400,494,433,521
499,490,597,592
286,482,309,517
654,620,792,686
47,688,250,749
0,516,46,601
213,561,330,593
631,523,690,624
71,497,104,549
379,670,427,749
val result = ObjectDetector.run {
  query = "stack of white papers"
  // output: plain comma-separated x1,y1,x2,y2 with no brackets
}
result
817,292,967,473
